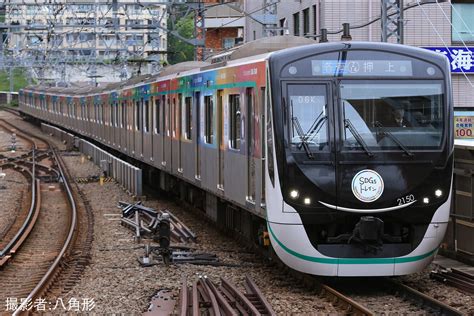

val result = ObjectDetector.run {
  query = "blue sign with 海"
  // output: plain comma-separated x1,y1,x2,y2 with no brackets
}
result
423,47,474,73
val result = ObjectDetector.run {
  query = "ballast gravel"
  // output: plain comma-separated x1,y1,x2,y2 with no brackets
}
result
60,155,338,314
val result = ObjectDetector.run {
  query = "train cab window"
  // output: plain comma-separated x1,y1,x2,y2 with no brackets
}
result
229,94,241,150
154,98,160,134
287,84,329,154
144,100,150,133
340,81,444,151
204,95,214,144
185,97,192,140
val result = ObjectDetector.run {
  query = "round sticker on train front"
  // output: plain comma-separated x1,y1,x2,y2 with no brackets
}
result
351,169,384,203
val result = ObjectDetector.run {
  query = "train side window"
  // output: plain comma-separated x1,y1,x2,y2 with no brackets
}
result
144,99,150,133
136,100,141,131
172,98,177,135
185,96,192,140
110,102,114,127
154,98,160,134
229,94,241,150
204,95,214,144
115,102,119,127
102,102,106,124
121,101,126,128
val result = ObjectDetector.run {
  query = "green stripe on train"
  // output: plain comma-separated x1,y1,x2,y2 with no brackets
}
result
267,223,437,265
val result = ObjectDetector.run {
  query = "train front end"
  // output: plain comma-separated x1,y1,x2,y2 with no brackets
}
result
265,42,453,276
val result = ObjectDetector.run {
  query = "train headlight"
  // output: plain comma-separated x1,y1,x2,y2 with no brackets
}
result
289,190,299,199
304,197,311,205
423,197,430,204
435,189,442,197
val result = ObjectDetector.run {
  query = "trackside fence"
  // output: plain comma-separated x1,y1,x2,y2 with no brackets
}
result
41,123,143,196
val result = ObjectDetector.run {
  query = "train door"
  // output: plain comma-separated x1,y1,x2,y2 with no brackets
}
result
195,91,201,180
164,96,172,172
121,101,127,151
161,95,167,169
129,100,135,156
143,98,150,161
246,88,255,202
136,99,142,158
217,90,224,190
178,94,183,173
152,96,160,166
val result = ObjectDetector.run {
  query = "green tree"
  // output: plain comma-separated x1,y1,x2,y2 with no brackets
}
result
168,15,195,64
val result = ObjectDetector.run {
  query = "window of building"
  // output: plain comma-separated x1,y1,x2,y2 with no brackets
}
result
280,18,286,36
144,100,150,132
313,5,318,35
154,98,160,134
452,2,474,42
293,12,300,36
229,94,241,150
223,38,235,49
185,97,192,140
204,95,213,144
303,8,310,35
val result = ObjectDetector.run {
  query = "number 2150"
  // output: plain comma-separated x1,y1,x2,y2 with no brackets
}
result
397,194,415,205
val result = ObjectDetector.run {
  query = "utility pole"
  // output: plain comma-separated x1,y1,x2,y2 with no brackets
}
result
194,0,205,61
381,0,404,44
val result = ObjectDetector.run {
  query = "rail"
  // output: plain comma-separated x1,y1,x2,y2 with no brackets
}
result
5,130,78,315
384,278,465,316
0,122,39,266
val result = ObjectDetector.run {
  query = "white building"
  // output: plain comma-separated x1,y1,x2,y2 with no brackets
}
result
4,0,167,82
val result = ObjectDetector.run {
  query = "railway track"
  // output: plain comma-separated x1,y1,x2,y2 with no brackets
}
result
3,109,469,315
326,276,466,316
0,118,79,314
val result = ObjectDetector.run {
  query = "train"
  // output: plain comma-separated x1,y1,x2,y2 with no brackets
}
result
19,36,453,276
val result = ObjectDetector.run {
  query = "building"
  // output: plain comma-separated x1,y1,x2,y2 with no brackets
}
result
203,0,244,57
3,0,167,82
245,0,473,110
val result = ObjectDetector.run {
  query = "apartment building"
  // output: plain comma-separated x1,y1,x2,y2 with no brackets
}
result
5,0,167,65
245,0,473,110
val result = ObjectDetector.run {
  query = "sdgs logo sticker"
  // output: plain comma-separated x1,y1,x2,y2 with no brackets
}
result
351,169,384,203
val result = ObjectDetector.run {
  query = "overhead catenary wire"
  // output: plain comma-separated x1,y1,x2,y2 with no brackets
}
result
415,0,474,88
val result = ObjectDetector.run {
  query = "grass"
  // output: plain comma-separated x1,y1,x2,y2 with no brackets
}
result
0,68,31,92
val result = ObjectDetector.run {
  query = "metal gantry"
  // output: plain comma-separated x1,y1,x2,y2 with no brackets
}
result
381,0,404,44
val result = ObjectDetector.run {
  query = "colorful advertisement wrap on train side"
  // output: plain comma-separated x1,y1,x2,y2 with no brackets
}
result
454,111,474,139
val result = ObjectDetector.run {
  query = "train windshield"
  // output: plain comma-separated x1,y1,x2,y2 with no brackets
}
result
288,84,330,155
340,81,444,151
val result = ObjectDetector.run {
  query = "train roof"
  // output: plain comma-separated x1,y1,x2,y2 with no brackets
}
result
22,36,318,97
269,41,449,68
24,39,448,98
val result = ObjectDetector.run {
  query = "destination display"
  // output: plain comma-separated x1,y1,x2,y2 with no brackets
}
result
311,60,413,77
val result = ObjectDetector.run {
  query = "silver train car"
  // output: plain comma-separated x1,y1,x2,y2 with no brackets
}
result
19,38,453,276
